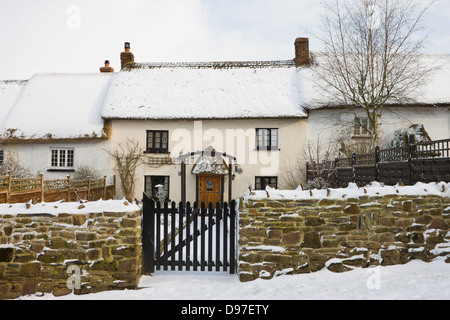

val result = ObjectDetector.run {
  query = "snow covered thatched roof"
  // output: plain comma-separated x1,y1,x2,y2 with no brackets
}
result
0,73,113,142
1,52,449,142
0,80,27,128
101,60,310,120
302,53,450,110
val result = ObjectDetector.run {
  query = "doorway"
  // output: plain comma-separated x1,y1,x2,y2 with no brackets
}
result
198,175,223,205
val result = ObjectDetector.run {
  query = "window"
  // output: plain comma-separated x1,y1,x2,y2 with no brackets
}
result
50,148,74,169
146,130,169,153
145,176,170,202
255,176,278,190
256,128,279,150
353,118,373,137
0,150,4,165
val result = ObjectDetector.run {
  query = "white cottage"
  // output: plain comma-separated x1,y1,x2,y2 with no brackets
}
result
101,41,311,203
0,72,114,182
0,37,449,202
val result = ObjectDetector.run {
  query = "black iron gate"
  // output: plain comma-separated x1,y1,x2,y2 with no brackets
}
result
142,193,237,274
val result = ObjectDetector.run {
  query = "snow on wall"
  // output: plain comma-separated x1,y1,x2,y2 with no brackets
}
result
0,199,140,216
245,181,450,201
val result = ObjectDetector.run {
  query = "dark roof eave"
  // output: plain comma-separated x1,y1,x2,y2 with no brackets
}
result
1,136,110,144
101,115,308,121
305,102,450,112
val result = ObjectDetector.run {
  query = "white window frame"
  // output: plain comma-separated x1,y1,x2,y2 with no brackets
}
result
353,118,373,137
50,148,74,170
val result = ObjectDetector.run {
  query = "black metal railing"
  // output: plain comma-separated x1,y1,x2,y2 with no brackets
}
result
307,136,450,187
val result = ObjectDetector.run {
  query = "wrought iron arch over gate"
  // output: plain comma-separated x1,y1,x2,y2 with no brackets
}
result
177,148,237,204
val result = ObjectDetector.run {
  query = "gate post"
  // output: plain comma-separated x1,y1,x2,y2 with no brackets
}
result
407,134,415,185
230,200,236,274
142,193,155,274
352,153,357,183
375,146,380,182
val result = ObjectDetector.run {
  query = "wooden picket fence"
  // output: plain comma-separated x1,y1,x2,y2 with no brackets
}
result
0,173,116,204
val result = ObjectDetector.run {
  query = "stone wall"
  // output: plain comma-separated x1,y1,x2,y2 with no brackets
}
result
238,189,450,282
0,200,141,299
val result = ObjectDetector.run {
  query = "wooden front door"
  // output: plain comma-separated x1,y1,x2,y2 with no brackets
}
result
198,175,222,205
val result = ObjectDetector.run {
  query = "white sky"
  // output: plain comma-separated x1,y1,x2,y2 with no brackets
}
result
0,0,449,80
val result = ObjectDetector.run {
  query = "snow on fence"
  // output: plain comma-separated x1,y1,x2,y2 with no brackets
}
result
0,173,116,204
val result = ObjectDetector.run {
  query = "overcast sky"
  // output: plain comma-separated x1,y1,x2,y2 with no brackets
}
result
1,0,449,80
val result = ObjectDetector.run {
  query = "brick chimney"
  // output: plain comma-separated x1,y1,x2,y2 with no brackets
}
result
120,42,135,69
294,38,310,67
100,60,114,73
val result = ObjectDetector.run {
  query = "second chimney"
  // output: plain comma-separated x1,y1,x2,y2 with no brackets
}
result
294,38,310,67
121,42,135,69
100,60,114,73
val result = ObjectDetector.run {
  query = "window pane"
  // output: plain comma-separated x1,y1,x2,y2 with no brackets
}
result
0,150,4,165
264,129,270,147
145,176,152,196
256,130,263,148
354,119,361,136
154,132,161,148
255,178,262,190
51,150,58,167
269,177,278,188
162,132,168,149
67,150,74,167
147,131,154,149
271,129,278,148
59,150,66,167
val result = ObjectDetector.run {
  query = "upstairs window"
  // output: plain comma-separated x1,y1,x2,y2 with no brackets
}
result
51,148,74,169
256,128,279,150
0,150,4,165
353,118,373,137
146,130,169,153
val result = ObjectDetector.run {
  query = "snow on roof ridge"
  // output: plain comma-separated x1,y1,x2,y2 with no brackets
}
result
124,59,296,70
0,79,28,84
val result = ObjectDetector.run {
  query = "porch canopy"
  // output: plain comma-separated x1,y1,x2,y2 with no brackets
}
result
176,148,237,203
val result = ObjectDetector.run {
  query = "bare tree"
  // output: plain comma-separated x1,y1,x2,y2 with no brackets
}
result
108,139,144,201
281,135,337,190
73,165,101,180
0,151,31,178
312,0,436,147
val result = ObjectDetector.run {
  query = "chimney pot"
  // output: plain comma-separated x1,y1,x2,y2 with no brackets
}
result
124,42,131,53
294,37,310,67
100,60,114,73
121,42,135,69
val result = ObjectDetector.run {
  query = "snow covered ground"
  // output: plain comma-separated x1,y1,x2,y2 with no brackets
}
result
18,257,449,300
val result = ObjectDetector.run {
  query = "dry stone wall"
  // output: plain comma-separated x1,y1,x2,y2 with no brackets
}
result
0,200,141,299
238,186,450,282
